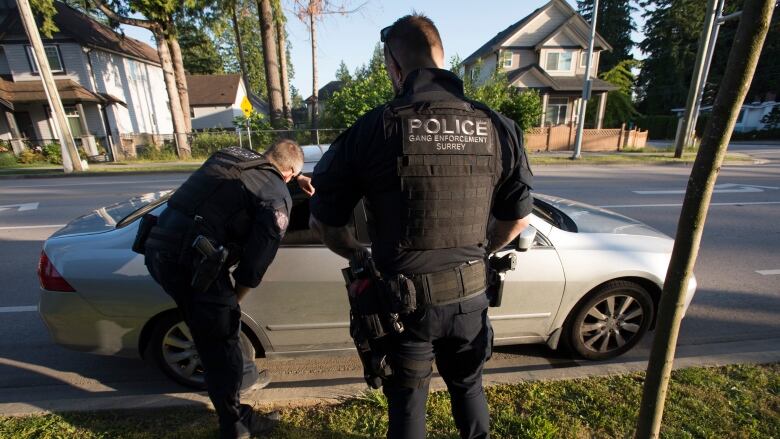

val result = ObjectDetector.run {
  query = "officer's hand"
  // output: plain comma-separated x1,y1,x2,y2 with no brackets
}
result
296,175,315,197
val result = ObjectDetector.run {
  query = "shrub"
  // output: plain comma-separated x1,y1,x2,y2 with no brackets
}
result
17,149,47,164
191,132,242,158
136,144,178,161
41,143,62,165
0,152,17,167
635,115,679,140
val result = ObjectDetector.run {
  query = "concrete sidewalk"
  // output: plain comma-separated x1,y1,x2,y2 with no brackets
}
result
1,337,777,416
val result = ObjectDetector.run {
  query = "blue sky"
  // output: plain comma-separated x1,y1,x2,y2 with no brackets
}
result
121,0,646,98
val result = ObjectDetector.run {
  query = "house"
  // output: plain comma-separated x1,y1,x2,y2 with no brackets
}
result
305,80,343,124
461,0,618,128
187,73,268,130
672,99,779,133
0,0,172,158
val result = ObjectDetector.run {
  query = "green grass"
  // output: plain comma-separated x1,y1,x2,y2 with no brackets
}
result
0,160,202,177
527,148,754,166
1,364,778,438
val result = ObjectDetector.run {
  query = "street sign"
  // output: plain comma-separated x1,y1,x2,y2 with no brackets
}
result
240,96,253,117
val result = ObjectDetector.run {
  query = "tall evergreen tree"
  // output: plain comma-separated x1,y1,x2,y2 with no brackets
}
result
577,0,635,72
175,17,224,74
636,0,707,114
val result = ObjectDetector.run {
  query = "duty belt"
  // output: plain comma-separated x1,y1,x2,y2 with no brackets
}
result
408,260,487,307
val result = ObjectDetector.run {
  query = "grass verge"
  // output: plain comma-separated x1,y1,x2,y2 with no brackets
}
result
0,161,203,177
528,149,754,166
1,363,777,438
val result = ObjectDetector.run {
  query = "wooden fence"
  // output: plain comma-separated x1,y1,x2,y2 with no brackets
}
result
525,123,648,152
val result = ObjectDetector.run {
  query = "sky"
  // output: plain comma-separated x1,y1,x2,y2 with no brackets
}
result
121,0,647,99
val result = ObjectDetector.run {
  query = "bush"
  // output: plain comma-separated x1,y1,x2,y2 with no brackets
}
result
136,144,178,161
635,115,679,139
0,152,17,167
17,149,47,164
191,132,242,158
41,143,62,165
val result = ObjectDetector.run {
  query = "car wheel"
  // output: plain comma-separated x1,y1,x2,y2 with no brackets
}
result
150,312,256,389
564,280,654,361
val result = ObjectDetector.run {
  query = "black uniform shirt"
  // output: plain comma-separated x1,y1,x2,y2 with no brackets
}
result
310,68,533,275
231,166,291,288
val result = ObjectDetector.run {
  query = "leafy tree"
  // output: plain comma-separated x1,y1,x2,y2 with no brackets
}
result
761,105,780,129
213,0,267,98
578,0,635,73
637,0,707,115
586,59,640,127
335,60,352,84
175,17,224,74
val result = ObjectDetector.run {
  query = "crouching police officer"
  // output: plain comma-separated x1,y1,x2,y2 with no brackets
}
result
137,139,310,439
309,14,533,439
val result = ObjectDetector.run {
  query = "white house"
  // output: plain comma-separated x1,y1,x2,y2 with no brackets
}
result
0,1,172,158
461,0,618,128
672,100,779,133
187,74,268,130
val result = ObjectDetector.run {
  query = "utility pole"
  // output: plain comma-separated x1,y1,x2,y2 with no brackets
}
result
635,0,774,437
16,0,84,172
571,0,599,160
672,0,719,158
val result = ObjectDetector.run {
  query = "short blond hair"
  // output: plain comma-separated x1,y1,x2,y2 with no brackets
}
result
265,138,304,172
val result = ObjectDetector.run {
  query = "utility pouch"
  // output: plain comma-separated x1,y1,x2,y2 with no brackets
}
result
487,253,517,307
132,214,157,255
386,274,417,314
190,235,228,293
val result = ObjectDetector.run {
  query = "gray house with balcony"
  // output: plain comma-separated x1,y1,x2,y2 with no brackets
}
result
0,0,173,158
462,0,618,128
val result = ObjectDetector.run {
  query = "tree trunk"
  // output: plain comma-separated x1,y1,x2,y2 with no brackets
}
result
635,1,774,437
310,13,319,144
167,30,192,133
274,0,292,128
155,30,191,158
232,1,252,93
257,0,284,128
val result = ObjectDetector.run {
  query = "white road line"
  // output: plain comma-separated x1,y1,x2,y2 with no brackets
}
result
2,178,185,189
0,224,65,230
0,203,39,212
634,183,779,195
599,201,780,208
756,269,780,276
0,306,37,313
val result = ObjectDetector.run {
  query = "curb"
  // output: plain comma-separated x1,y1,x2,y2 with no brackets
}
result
0,168,197,180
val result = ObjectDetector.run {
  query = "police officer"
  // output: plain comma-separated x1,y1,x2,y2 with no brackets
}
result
309,14,533,439
143,139,309,439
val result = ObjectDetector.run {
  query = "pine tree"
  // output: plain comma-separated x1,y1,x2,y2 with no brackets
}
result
636,0,707,115
577,0,635,72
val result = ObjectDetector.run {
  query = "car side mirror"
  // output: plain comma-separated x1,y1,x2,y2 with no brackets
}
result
516,227,537,252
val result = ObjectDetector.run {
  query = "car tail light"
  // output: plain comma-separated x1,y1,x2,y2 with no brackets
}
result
37,251,75,292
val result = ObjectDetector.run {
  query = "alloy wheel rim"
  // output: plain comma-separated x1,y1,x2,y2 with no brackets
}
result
580,294,644,353
162,321,205,383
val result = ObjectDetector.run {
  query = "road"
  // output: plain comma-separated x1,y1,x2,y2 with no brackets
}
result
1,142,778,414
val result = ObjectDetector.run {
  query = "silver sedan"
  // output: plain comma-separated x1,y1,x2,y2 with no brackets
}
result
37,148,696,388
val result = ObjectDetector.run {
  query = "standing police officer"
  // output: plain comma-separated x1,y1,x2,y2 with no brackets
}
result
142,140,310,439
309,14,533,439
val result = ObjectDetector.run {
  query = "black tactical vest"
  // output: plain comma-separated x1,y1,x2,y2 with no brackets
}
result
167,147,277,242
386,98,500,250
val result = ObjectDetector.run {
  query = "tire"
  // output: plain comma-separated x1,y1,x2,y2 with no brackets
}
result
563,280,654,361
149,312,256,389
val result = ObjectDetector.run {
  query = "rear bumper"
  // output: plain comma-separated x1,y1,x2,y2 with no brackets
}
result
38,290,144,358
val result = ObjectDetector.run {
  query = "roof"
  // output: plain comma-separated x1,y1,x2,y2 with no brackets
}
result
534,14,610,51
305,80,344,102
186,74,241,106
0,2,159,65
0,77,106,108
462,0,612,66
510,64,619,92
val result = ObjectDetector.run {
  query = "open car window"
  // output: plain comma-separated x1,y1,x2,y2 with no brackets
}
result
281,182,357,246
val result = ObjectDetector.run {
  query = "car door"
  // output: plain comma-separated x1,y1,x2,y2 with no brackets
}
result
488,217,566,344
241,194,356,354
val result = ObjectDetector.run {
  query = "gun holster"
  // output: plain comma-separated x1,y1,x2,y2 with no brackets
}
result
190,235,228,293
132,214,158,255
487,253,518,307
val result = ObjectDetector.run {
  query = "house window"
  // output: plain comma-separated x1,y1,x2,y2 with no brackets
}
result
545,51,572,72
500,50,513,69
580,52,589,68
545,97,569,125
63,106,83,137
26,45,64,73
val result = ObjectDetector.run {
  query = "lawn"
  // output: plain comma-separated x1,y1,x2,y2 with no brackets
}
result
1,363,777,438
527,147,754,166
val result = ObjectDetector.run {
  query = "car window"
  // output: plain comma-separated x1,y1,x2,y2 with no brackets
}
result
281,184,356,246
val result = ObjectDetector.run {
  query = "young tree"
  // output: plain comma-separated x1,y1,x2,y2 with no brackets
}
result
335,60,352,84
636,1,775,437
577,0,635,73
586,59,640,128
637,0,707,115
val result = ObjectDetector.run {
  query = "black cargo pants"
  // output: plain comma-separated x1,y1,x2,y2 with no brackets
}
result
382,294,493,439
145,248,249,439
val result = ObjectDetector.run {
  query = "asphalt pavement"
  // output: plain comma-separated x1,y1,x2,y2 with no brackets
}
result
0,141,778,415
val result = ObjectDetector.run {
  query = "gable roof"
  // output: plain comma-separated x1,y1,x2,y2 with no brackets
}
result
186,74,242,106
0,1,159,65
0,77,107,108
305,80,343,103
510,64,618,92
534,7,611,51
462,0,611,66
